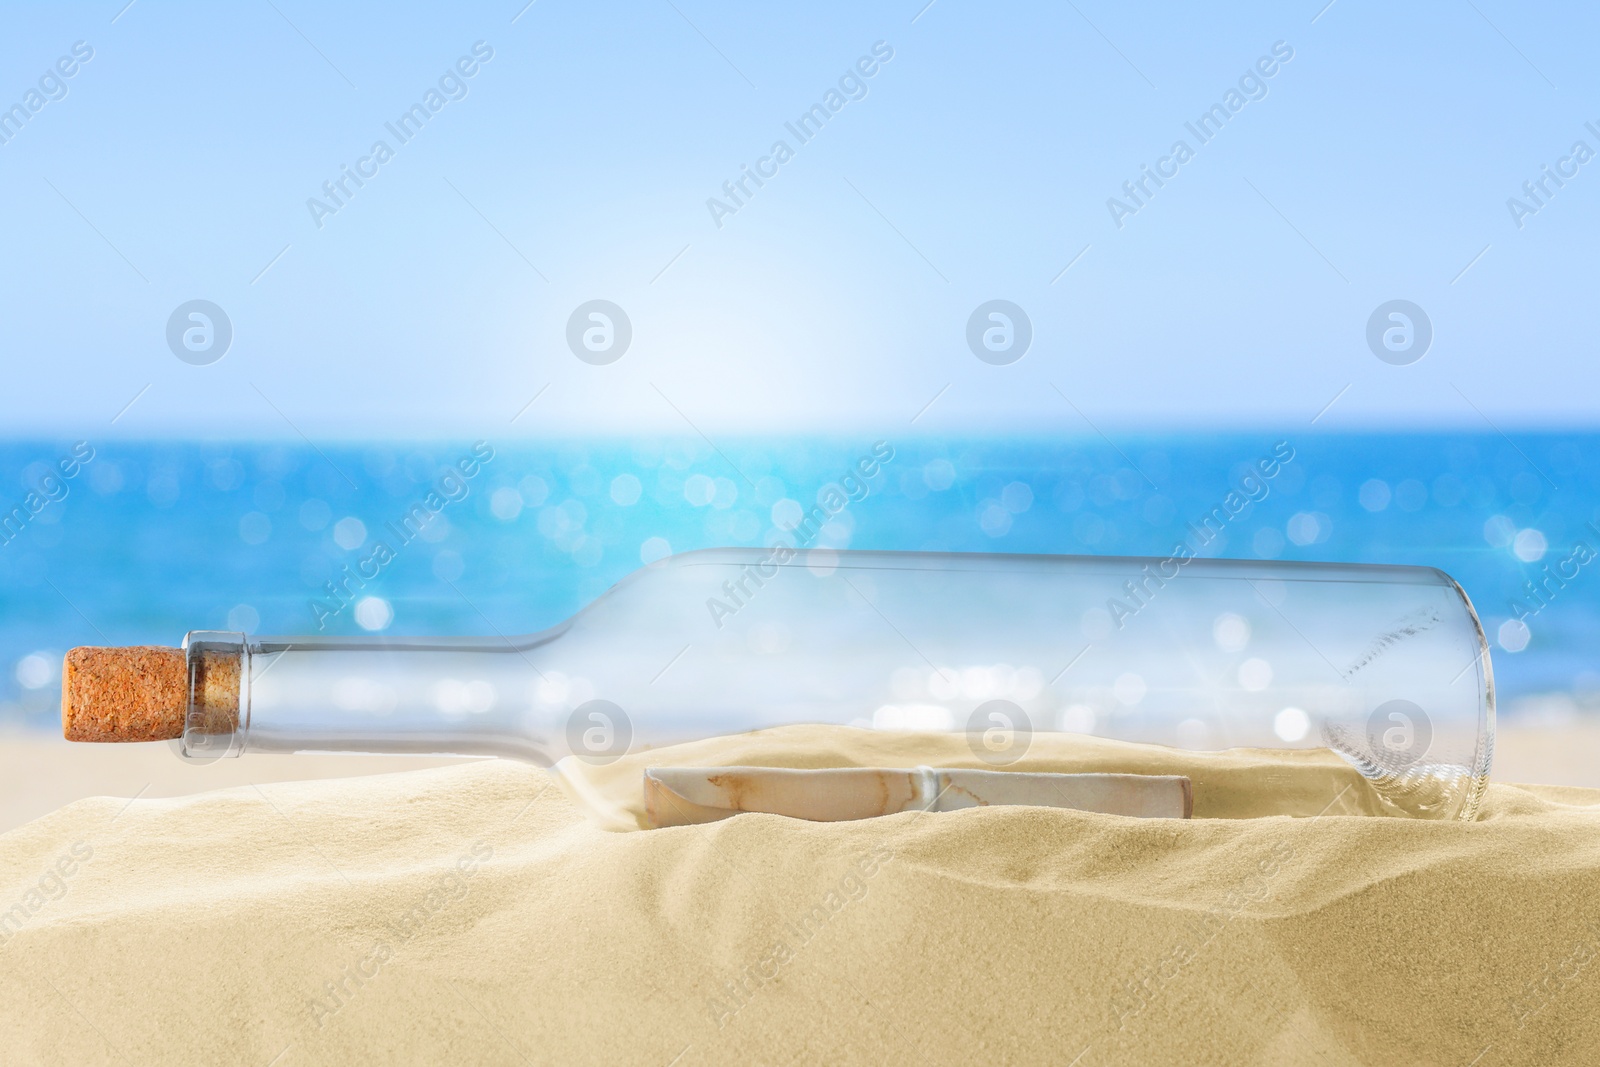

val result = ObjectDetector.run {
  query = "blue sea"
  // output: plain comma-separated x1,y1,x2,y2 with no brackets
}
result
2,432,1596,729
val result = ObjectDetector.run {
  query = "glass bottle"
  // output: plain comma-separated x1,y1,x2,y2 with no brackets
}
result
178,548,1493,820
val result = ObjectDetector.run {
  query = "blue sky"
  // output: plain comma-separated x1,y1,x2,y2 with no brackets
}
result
0,0,1594,437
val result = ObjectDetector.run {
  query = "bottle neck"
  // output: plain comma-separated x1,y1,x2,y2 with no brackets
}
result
181,630,563,764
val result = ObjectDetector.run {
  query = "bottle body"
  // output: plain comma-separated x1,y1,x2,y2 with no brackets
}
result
185,548,1494,819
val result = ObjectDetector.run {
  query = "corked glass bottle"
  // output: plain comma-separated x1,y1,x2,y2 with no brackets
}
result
64,548,1493,820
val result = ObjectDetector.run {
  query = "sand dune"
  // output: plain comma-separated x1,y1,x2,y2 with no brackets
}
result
2,725,1598,1064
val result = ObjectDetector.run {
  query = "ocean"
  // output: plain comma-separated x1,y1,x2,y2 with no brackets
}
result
2,431,1595,729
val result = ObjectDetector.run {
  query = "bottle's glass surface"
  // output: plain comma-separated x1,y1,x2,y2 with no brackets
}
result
206,549,1494,820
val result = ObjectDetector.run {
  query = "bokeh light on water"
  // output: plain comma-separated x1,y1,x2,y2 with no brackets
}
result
2,432,1598,728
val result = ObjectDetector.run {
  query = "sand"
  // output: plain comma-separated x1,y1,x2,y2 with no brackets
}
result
3,725,1600,1065
0,728,470,834
2,717,1594,835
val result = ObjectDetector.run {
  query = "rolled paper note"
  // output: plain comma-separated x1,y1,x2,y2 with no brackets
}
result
643,765,1193,828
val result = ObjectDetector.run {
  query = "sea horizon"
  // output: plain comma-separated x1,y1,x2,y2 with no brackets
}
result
4,430,1597,730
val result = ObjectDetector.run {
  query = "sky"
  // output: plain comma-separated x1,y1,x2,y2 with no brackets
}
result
0,0,1595,438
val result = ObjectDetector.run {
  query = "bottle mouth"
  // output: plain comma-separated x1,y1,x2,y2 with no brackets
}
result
175,631,251,764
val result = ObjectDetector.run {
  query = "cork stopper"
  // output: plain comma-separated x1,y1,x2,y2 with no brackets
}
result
61,646,240,743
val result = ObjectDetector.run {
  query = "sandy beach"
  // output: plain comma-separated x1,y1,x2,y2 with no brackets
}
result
2,723,1598,1065
2,717,1596,834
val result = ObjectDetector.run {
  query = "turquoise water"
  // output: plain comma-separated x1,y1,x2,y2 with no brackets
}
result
2,432,1596,727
